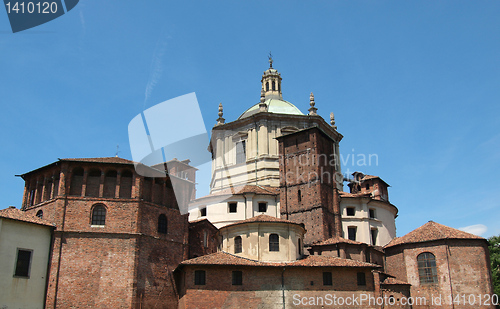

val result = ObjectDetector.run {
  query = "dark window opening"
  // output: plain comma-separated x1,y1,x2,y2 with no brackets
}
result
365,183,370,190
348,227,357,241
269,233,279,252
158,214,167,234
258,202,267,213
417,252,438,285
194,270,206,285
234,236,242,254
298,189,301,202
266,82,269,91
236,140,246,164
36,210,43,219
200,207,207,217
371,229,377,246
369,209,376,219
346,207,355,216
357,272,366,286
228,202,237,213
232,271,243,285
323,272,333,286
119,170,133,199
272,81,276,91
278,82,281,93
85,169,101,197
14,249,32,278
103,170,117,198
298,238,302,256
91,204,106,225
69,167,84,196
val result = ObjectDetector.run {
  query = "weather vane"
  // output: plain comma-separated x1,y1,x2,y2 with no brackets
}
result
268,51,273,68
115,144,120,157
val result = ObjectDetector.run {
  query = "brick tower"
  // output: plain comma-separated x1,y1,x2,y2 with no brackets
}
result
19,157,196,308
277,125,343,246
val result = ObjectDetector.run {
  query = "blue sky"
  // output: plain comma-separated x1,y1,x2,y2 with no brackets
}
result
1,1,499,238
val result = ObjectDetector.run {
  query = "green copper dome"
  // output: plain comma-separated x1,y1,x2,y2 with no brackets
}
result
238,99,304,119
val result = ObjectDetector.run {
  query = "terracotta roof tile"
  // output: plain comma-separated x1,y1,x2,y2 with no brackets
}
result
180,251,380,268
384,221,484,248
0,207,54,227
221,214,303,229
381,277,411,285
60,157,136,165
339,191,371,198
312,236,365,246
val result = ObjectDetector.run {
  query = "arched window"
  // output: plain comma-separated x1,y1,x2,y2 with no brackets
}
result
234,236,242,254
269,234,279,252
417,252,438,285
36,210,43,219
91,204,106,226
158,214,167,234
69,167,84,196
266,82,269,91
272,81,276,91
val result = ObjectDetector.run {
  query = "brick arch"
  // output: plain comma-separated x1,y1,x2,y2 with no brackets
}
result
103,170,117,198
86,169,101,197
69,167,84,196
119,169,133,198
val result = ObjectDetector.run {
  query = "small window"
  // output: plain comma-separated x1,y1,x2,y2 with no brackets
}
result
36,210,43,219
269,234,279,252
298,189,301,202
323,272,333,286
346,207,355,216
232,271,243,285
200,207,207,217
236,140,246,164
228,202,237,213
298,238,302,256
365,183,370,190
369,209,376,219
234,236,242,254
370,229,377,246
91,204,106,226
14,249,32,278
417,252,438,285
272,81,276,91
348,227,357,241
357,272,366,286
266,82,269,91
258,202,267,213
158,214,167,234
194,270,206,285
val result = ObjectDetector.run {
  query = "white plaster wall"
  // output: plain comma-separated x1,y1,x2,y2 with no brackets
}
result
0,219,52,309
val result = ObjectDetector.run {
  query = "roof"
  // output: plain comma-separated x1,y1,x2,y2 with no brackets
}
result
60,157,136,164
381,277,411,285
0,206,54,227
195,185,279,200
238,99,304,119
339,191,371,198
180,251,380,268
384,221,484,248
221,214,304,230
312,236,366,246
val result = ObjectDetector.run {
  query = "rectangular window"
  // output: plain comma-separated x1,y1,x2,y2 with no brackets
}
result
228,202,237,213
346,207,355,216
232,271,243,285
236,140,246,164
357,272,366,286
14,249,32,278
323,272,333,286
258,202,267,213
194,270,206,285
200,207,207,217
348,227,357,241
371,229,378,246
369,209,376,219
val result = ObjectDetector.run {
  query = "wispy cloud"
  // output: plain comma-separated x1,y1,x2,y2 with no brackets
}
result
459,224,487,236
144,30,169,108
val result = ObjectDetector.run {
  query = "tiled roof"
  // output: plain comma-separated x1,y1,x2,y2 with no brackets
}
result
339,191,371,198
60,157,136,165
197,185,279,199
0,206,54,227
384,221,484,248
180,251,380,268
221,214,303,229
381,277,411,285
312,236,365,246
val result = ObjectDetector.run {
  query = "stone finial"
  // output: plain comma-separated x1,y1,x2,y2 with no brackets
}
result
216,102,225,126
308,92,317,115
330,112,337,130
259,87,267,112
